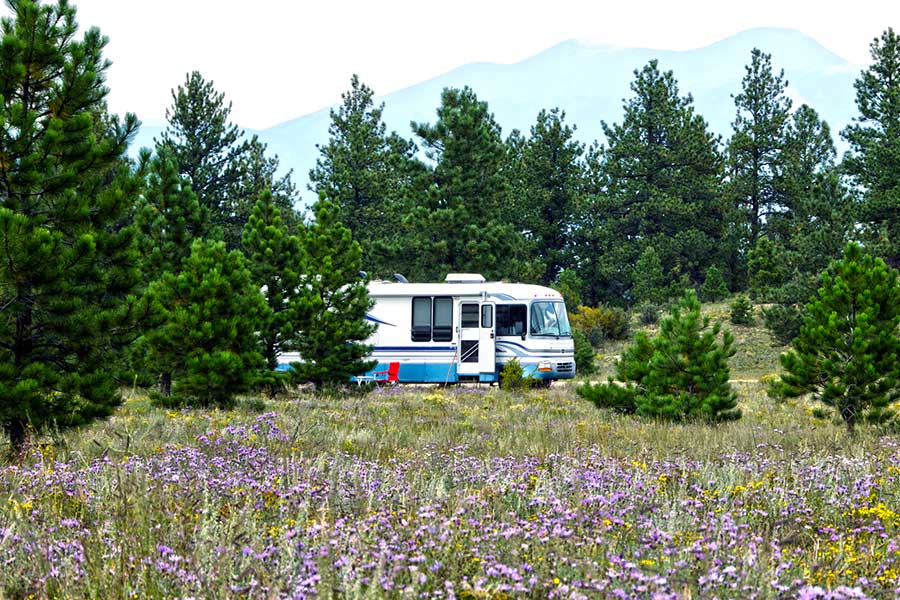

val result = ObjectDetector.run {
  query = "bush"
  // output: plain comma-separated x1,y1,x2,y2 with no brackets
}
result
636,301,660,325
730,296,754,326
576,289,740,422
762,304,803,345
569,305,630,346
700,265,730,302
573,330,597,376
500,359,534,391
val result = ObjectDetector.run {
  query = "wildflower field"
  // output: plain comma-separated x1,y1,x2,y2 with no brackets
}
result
2,383,899,599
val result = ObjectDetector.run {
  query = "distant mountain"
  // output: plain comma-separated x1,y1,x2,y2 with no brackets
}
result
129,27,862,205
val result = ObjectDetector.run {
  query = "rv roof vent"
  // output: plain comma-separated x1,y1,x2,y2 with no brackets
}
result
445,273,486,283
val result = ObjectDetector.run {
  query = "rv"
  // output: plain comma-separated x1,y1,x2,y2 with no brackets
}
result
280,273,576,385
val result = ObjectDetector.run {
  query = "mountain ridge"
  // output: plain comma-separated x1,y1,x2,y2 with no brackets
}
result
130,27,863,203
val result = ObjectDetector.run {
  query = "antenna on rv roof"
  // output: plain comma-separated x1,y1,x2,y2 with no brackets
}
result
393,273,409,283
358,271,367,280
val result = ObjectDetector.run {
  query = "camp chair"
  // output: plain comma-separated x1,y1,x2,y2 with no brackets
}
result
374,362,400,385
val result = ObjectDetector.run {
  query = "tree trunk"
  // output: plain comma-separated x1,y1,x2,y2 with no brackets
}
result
161,371,172,397
5,418,27,458
841,405,857,434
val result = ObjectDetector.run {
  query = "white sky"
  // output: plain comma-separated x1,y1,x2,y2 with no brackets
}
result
3,0,898,129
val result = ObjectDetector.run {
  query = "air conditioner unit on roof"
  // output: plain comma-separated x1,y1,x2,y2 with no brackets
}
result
444,273,486,283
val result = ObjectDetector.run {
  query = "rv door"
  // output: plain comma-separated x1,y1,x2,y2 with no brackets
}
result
457,301,495,377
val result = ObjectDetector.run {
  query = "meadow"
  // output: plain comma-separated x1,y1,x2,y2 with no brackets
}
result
2,311,900,599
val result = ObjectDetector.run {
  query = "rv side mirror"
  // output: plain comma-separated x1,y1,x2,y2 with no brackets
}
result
521,332,526,341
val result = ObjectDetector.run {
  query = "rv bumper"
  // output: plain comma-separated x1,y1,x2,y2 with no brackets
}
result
527,360,576,380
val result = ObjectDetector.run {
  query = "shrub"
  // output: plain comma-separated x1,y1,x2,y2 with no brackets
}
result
573,330,597,376
500,359,534,391
770,243,900,433
700,265,730,302
577,289,740,422
569,305,630,346
730,296,755,326
762,304,803,345
636,301,660,325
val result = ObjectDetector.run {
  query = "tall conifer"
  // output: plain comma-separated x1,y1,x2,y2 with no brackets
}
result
842,28,900,268
0,0,146,451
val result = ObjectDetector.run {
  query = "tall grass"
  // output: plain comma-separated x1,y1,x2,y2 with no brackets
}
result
2,383,898,598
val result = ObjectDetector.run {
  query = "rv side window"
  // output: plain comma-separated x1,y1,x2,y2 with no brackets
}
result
432,297,453,341
411,297,432,341
496,304,527,336
481,305,493,328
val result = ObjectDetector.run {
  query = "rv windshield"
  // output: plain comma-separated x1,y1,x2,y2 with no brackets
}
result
530,301,572,337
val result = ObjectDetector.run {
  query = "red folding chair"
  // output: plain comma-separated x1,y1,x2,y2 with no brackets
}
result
374,362,400,384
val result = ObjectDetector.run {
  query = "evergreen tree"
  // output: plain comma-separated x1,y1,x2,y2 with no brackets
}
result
577,289,739,422
156,71,291,249
407,87,529,281
592,61,727,303
0,0,147,451
727,49,792,251
632,245,666,305
133,151,210,395
135,151,209,282
842,28,900,268
227,136,299,248
755,107,853,344
241,189,305,373
146,240,266,406
510,108,585,286
290,200,375,386
570,144,622,306
309,75,422,276
778,106,852,271
771,244,900,432
747,236,789,301
729,295,755,326
700,265,729,301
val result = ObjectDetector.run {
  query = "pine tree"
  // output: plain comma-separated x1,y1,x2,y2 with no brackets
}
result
407,87,528,281
632,245,666,305
290,200,375,386
771,244,900,432
594,61,727,302
842,28,900,269
747,236,789,301
241,189,305,373
577,289,740,422
227,136,299,248
146,240,266,407
156,71,288,250
752,106,853,345
730,295,755,326
777,106,852,273
700,265,730,301
133,151,210,395
727,48,792,249
309,75,422,277
135,151,209,282
0,0,148,451
510,108,585,286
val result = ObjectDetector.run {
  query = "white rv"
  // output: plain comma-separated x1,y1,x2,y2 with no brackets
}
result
282,273,576,385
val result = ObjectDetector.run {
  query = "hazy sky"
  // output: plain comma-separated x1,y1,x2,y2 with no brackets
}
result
4,0,897,129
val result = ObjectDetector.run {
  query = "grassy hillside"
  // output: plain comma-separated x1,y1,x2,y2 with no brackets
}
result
2,301,898,598
592,298,789,381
